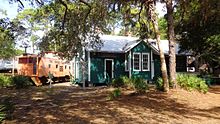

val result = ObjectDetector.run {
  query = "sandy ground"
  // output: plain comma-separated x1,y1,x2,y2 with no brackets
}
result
0,82,220,124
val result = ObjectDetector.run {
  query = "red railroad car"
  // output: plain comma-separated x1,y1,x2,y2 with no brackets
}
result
17,51,71,86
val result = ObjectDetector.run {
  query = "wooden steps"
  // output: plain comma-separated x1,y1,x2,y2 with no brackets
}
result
31,76,42,86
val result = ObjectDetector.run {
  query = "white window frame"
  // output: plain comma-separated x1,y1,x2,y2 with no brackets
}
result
133,53,141,71
142,53,150,71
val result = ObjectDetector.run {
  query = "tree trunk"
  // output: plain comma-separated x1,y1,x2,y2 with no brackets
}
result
147,1,169,92
166,0,177,88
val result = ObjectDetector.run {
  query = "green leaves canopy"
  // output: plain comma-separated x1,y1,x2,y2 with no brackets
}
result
175,0,220,66
0,18,16,59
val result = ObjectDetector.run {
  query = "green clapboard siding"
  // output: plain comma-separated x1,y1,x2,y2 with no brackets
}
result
153,54,161,79
131,41,152,80
90,57,105,84
114,54,128,78
90,52,127,84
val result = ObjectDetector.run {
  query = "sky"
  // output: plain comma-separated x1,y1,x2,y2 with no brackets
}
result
0,0,18,19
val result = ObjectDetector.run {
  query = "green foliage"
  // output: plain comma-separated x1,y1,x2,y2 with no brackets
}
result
177,74,208,93
17,1,112,58
155,77,164,91
0,21,16,59
111,76,125,88
0,105,6,123
0,74,12,88
158,17,167,40
131,77,148,93
107,88,121,100
111,76,148,93
175,0,220,70
0,75,32,88
11,75,32,89
0,97,15,122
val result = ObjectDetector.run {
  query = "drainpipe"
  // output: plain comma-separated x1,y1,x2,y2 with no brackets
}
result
129,51,132,78
88,51,91,82
151,50,154,80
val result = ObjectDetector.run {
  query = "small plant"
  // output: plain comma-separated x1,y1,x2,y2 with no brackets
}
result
0,74,12,88
11,75,32,89
107,88,121,100
0,97,14,123
177,74,208,93
132,77,148,93
155,77,164,91
111,77,125,88
0,105,6,123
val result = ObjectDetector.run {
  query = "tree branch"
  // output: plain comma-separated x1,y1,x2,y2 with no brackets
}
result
17,0,24,8
35,0,44,6
58,0,68,31
137,1,145,22
79,0,92,32
79,0,92,20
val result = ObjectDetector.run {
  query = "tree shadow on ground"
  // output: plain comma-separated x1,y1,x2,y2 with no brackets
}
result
208,85,220,94
0,85,220,123
115,91,220,122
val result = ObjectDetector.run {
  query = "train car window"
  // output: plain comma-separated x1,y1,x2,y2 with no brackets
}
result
65,65,67,69
18,58,28,63
69,66,71,69
48,64,51,68
56,65,58,68
60,66,63,72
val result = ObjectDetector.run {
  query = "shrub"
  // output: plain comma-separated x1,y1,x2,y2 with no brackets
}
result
0,105,6,123
132,77,148,93
0,97,14,122
0,74,12,88
155,77,164,91
11,75,32,89
107,88,121,100
111,76,125,88
121,76,133,89
111,76,148,93
177,74,208,93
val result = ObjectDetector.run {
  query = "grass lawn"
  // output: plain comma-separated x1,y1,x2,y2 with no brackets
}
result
0,83,220,124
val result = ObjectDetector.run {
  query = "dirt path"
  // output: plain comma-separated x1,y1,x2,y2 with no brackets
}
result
0,83,220,124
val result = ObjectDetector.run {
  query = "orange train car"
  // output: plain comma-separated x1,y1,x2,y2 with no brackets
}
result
17,51,72,86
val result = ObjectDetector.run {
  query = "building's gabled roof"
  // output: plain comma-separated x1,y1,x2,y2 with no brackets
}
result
148,39,191,55
86,35,138,53
86,35,189,55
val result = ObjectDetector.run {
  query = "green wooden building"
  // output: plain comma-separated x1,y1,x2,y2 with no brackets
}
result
73,35,188,85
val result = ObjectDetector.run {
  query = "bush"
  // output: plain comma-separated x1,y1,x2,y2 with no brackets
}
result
111,76,148,93
155,77,164,91
0,97,14,122
107,88,121,100
11,75,32,89
177,74,208,93
132,77,148,93
111,76,125,88
0,74,12,88
0,105,6,123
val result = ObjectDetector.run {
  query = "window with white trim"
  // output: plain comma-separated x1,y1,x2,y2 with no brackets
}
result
142,53,150,71
133,53,141,71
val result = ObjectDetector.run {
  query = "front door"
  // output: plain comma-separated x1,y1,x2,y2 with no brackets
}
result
105,59,114,79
